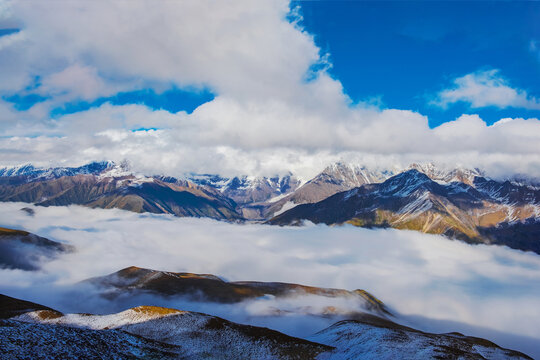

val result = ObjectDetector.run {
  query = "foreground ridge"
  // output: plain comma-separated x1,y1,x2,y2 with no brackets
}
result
1,293,532,360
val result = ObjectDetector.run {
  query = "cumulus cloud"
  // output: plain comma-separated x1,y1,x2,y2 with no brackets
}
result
1,101,540,179
37,64,118,102
0,2,539,179
1,0,319,101
0,202,539,357
434,69,540,110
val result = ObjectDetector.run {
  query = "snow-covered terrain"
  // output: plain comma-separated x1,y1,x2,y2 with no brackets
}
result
7,305,532,360
13,306,330,359
0,161,114,181
309,317,532,360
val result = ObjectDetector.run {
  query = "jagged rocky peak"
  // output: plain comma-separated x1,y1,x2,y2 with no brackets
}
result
189,172,302,205
188,173,229,188
97,160,136,178
408,162,483,185
0,164,38,177
316,161,492,188
223,173,301,194
317,162,391,187
269,166,540,254
378,169,434,195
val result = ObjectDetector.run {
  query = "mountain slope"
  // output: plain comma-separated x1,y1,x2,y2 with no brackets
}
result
189,173,302,219
11,301,331,360
0,319,185,360
4,293,531,360
196,174,301,205
288,162,392,204
1,161,538,240
247,163,394,220
0,174,243,221
87,178,242,220
86,266,389,316
309,314,532,360
408,163,483,186
0,294,55,319
269,169,540,253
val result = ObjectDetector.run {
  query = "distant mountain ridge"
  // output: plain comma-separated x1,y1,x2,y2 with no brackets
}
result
269,169,540,253
189,172,302,219
0,167,243,221
0,161,538,252
0,161,114,182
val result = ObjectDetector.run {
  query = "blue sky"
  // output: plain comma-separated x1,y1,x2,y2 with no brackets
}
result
3,1,539,127
296,1,540,127
0,1,539,177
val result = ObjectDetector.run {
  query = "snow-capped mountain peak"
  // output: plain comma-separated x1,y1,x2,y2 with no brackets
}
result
407,163,483,185
0,161,114,181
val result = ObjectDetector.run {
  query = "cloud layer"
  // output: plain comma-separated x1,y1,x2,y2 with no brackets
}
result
0,202,539,357
0,2,539,179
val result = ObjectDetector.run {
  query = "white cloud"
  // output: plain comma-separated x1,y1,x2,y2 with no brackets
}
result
0,2,539,179
37,64,117,102
1,0,319,102
0,29,24,51
434,69,540,110
1,102,539,179
0,203,539,357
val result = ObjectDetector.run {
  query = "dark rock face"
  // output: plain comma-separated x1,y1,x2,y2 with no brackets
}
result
479,219,540,254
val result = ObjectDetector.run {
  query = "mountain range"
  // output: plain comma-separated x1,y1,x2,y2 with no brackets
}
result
0,160,538,253
0,163,241,221
0,225,535,359
1,281,532,359
270,169,540,253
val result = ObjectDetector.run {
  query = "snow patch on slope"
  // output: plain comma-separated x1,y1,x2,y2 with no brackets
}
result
273,201,298,216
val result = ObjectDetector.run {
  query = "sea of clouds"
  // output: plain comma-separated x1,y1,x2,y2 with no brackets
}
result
1,202,539,357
